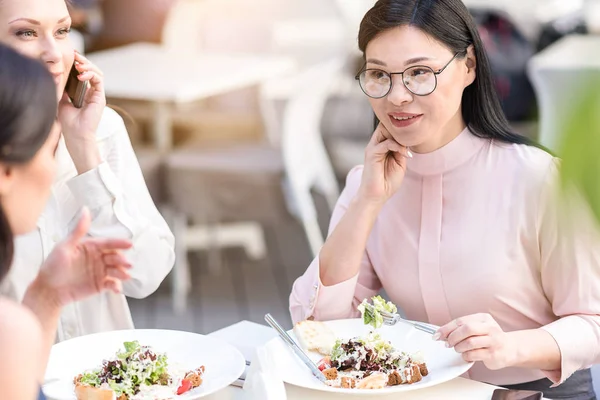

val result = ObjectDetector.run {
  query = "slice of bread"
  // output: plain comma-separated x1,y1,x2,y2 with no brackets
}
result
73,374,123,400
293,320,337,356
356,372,388,389
74,384,118,400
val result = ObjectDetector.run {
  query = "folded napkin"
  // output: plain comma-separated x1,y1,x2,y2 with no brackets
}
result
243,341,287,400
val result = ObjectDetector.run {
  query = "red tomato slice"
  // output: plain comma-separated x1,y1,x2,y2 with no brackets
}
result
317,357,331,371
177,378,192,395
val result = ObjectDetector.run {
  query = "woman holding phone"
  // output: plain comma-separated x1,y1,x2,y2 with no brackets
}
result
0,0,175,341
0,42,133,400
290,0,600,398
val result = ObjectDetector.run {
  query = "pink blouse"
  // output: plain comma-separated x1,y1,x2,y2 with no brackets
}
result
289,128,600,386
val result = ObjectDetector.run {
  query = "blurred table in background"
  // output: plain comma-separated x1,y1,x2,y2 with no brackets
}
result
527,34,600,151
88,42,296,152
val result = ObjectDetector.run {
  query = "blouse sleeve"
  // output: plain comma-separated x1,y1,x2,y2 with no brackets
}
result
537,157,600,385
289,166,382,324
66,107,175,299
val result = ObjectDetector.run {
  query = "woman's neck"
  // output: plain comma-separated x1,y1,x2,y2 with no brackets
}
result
410,113,467,154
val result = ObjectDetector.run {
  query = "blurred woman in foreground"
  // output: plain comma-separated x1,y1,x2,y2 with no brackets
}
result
0,43,132,400
0,0,175,341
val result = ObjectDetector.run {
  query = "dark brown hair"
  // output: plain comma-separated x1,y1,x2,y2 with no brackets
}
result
358,0,539,147
0,43,57,281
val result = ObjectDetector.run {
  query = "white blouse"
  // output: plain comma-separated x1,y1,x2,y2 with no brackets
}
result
0,107,175,341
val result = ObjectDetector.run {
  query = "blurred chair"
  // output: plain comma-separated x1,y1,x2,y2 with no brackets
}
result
164,57,343,312
278,58,343,256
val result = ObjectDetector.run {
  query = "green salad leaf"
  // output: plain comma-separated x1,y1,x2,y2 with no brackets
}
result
79,371,101,387
372,295,397,314
363,332,393,360
118,340,141,360
330,339,344,361
357,295,398,329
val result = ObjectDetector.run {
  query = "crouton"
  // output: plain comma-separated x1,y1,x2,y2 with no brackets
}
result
322,368,338,380
185,366,206,388
404,364,423,384
387,371,402,386
341,376,356,388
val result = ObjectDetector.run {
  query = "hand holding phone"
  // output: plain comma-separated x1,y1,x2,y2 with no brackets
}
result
491,388,543,400
64,61,88,108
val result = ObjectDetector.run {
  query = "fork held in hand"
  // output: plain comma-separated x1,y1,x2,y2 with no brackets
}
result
380,310,438,335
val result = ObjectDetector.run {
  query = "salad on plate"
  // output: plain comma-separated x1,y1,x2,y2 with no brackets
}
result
316,331,428,389
294,296,428,389
73,341,205,400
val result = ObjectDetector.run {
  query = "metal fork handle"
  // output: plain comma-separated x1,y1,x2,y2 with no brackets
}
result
382,312,437,335
413,323,437,335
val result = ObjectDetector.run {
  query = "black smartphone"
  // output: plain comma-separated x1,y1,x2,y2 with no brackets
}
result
491,388,543,400
64,61,88,108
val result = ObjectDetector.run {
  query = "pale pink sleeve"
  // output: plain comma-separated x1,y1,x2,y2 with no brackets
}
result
289,166,381,324
538,158,600,385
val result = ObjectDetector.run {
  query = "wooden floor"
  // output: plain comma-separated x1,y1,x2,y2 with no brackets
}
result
127,211,315,334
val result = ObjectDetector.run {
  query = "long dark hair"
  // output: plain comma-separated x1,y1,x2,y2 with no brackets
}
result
359,0,539,148
0,44,57,281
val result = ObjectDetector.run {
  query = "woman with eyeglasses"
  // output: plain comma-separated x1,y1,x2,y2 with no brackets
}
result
0,0,175,342
0,43,133,400
290,0,600,398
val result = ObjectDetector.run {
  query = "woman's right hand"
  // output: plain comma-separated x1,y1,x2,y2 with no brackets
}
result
358,123,412,204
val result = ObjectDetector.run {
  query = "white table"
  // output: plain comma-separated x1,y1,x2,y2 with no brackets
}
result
203,378,505,400
204,320,527,400
527,34,600,151
87,42,296,152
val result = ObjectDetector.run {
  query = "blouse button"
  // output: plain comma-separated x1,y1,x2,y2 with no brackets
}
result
52,234,60,243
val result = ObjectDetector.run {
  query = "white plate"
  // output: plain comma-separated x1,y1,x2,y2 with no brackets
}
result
266,318,473,395
43,329,245,400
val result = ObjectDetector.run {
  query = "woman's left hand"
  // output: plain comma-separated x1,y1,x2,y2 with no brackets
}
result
434,313,519,370
32,207,133,307
58,51,105,173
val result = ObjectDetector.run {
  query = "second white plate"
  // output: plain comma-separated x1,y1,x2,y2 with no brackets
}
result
43,329,245,400
264,318,473,395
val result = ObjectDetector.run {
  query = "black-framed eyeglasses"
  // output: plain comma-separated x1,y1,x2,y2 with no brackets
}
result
355,52,461,98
